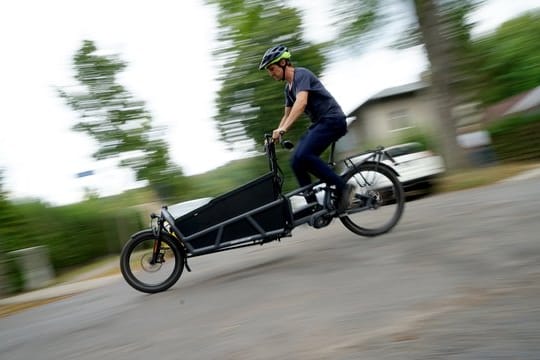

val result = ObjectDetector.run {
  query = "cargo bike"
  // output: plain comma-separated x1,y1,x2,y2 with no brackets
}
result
120,134,405,293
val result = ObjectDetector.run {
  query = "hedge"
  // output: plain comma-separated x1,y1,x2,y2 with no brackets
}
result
488,113,540,161
0,200,143,272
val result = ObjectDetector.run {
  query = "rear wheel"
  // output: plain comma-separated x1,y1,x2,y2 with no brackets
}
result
339,163,405,237
120,230,185,293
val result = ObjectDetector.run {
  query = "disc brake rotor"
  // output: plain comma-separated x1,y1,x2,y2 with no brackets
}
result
140,253,163,272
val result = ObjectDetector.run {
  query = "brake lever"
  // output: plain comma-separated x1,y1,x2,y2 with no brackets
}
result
278,132,294,150
281,139,294,150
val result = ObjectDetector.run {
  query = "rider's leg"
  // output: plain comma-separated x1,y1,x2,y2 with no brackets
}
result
291,117,348,205
290,153,317,204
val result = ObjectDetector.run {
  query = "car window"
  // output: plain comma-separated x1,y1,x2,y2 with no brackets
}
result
386,143,423,158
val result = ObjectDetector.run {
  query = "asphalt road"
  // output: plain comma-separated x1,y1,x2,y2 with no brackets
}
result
1,176,539,359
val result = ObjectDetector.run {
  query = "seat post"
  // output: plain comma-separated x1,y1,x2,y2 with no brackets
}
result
328,142,336,168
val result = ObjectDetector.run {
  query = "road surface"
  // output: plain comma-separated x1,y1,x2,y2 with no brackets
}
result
1,176,539,359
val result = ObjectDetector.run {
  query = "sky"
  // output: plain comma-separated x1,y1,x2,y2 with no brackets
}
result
0,0,538,206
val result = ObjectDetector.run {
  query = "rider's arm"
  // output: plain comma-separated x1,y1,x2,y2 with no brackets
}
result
278,107,291,129
273,107,291,141
273,90,308,139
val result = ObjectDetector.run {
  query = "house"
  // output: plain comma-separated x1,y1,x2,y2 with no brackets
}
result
340,81,540,165
338,81,439,156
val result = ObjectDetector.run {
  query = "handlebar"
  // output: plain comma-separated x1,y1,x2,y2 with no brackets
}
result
264,133,294,150
264,133,294,179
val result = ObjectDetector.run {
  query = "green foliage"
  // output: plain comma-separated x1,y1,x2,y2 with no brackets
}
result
394,128,438,152
0,172,29,255
0,255,24,294
186,147,299,198
57,40,185,201
206,0,326,149
330,0,390,53
470,10,540,105
0,169,7,202
0,199,143,274
488,114,540,161
333,0,480,54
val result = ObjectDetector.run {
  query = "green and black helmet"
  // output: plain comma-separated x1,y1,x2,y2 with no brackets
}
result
259,45,291,70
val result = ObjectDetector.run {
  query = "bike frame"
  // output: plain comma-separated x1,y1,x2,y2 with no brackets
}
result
281,136,400,225
148,134,399,268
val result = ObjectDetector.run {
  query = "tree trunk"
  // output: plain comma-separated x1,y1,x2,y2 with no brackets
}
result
414,0,470,170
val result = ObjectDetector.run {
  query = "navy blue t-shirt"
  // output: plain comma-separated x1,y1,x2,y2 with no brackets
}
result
284,67,345,123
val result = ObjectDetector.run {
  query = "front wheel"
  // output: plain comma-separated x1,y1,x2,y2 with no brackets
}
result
120,230,185,293
339,163,405,237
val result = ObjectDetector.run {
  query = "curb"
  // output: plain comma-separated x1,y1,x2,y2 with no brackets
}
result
0,275,122,305
499,167,540,183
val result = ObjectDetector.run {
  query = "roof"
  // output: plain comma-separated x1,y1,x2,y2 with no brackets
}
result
484,85,540,123
368,81,428,102
506,86,540,114
347,81,428,117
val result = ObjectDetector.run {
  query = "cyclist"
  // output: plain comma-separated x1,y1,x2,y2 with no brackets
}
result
259,44,354,213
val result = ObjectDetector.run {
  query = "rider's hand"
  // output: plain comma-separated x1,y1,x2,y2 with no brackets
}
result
272,128,286,142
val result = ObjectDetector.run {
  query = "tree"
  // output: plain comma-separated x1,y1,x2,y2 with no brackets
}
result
0,170,24,253
412,0,475,169
0,169,7,204
330,0,479,170
469,10,540,105
58,40,186,201
206,0,327,150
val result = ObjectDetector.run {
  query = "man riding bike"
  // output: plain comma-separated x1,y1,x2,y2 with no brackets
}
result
259,44,354,213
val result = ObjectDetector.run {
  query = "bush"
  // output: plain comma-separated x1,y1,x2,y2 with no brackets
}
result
0,199,143,273
394,128,438,152
488,113,540,161
187,152,300,195
0,254,24,295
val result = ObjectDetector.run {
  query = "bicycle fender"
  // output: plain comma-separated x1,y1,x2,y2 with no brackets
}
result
342,161,401,178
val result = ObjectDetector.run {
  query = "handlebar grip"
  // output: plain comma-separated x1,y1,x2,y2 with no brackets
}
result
264,133,294,150
281,140,294,150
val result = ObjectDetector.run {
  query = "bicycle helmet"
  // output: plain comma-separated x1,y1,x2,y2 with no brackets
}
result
258,45,291,70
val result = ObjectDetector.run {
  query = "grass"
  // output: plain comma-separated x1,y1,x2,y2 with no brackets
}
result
434,161,539,193
0,296,73,318
53,255,120,284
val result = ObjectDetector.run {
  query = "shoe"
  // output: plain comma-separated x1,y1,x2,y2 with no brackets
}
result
337,184,355,213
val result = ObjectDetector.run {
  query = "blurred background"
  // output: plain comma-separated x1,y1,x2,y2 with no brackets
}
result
0,0,539,294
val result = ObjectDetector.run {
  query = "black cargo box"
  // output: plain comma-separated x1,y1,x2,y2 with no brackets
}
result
174,172,292,251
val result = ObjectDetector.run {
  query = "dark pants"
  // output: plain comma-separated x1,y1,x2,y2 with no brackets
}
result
291,117,347,194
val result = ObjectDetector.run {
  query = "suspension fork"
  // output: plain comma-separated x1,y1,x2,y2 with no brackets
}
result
150,213,163,264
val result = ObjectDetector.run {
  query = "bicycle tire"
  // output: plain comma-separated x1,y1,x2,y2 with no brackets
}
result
120,230,185,293
339,162,405,237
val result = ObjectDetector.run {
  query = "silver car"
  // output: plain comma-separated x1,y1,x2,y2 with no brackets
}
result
382,142,445,194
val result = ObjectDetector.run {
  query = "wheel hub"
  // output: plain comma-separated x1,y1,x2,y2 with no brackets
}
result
367,190,382,209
